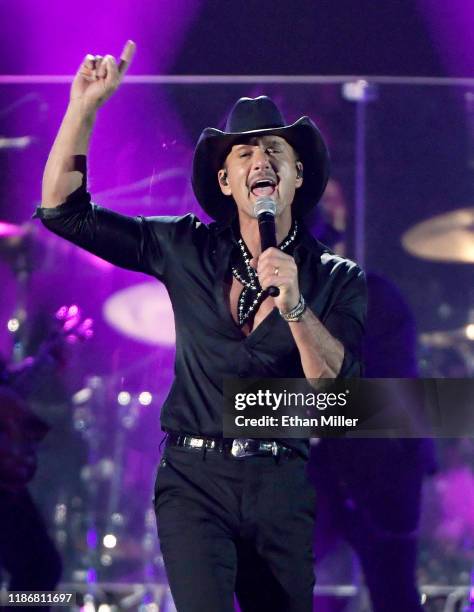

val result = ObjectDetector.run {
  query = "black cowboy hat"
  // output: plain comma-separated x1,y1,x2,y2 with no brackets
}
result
192,96,330,222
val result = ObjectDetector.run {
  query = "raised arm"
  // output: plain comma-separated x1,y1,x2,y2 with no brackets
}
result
37,41,177,279
41,40,136,207
37,41,196,281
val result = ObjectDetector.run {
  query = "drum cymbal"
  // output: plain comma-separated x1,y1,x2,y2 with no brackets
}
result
419,325,474,349
103,282,175,346
401,208,474,263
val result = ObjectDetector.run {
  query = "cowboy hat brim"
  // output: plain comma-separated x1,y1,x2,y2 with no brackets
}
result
192,116,330,223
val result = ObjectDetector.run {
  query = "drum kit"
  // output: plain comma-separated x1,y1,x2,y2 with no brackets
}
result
401,206,474,376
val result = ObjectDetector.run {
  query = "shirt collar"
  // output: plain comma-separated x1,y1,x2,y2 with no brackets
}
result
210,213,326,260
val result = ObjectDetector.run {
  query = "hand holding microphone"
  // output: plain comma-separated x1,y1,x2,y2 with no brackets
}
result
252,197,301,314
254,197,280,296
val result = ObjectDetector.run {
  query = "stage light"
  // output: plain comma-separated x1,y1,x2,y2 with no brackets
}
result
117,391,131,405
82,594,96,612
138,604,158,612
138,391,153,405
55,305,68,320
64,316,80,332
54,503,67,524
342,79,378,102
465,323,474,340
72,387,93,405
98,459,115,478
103,534,117,549
100,554,113,567
7,318,20,332
86,568,97,584
87,529,98,550
68,304,79,317
111,512,124,526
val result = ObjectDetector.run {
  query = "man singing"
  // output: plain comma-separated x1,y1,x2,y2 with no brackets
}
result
36,41,366,612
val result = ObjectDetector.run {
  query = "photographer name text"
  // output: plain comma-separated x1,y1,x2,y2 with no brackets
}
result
234,415,359,428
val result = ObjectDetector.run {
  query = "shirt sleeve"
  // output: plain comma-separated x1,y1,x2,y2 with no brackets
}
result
323,265,367,378
34,186,193,282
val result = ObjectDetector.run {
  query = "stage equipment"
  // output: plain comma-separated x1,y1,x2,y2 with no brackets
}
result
402,207,474,263
68,372,168,593
419,326,474,349
103,282,175,346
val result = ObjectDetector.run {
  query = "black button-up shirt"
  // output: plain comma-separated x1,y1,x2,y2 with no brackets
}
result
34,189,367,458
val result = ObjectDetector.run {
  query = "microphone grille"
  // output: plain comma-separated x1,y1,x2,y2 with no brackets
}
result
254,197,276,217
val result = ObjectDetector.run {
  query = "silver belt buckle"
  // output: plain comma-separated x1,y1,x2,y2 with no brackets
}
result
189,437,204,449
231,438,252,458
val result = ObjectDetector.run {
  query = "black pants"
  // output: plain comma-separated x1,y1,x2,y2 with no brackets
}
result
0,488,62,612
153,445,316,612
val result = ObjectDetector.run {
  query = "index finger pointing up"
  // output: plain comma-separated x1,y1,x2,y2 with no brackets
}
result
118,40,136,75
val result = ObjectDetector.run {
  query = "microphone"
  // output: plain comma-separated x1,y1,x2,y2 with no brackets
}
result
254,197,279,297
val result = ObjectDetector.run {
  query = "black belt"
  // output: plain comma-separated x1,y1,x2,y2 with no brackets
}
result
166,433,296,459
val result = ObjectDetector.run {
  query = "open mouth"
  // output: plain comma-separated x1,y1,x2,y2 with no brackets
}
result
250,178,277,198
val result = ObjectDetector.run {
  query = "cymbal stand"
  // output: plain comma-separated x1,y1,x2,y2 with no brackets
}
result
73,375,106,605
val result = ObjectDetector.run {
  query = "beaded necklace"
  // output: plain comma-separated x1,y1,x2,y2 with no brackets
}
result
231,221,298,327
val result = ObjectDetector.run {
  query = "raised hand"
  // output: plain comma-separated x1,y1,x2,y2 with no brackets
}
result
70,40,136,111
